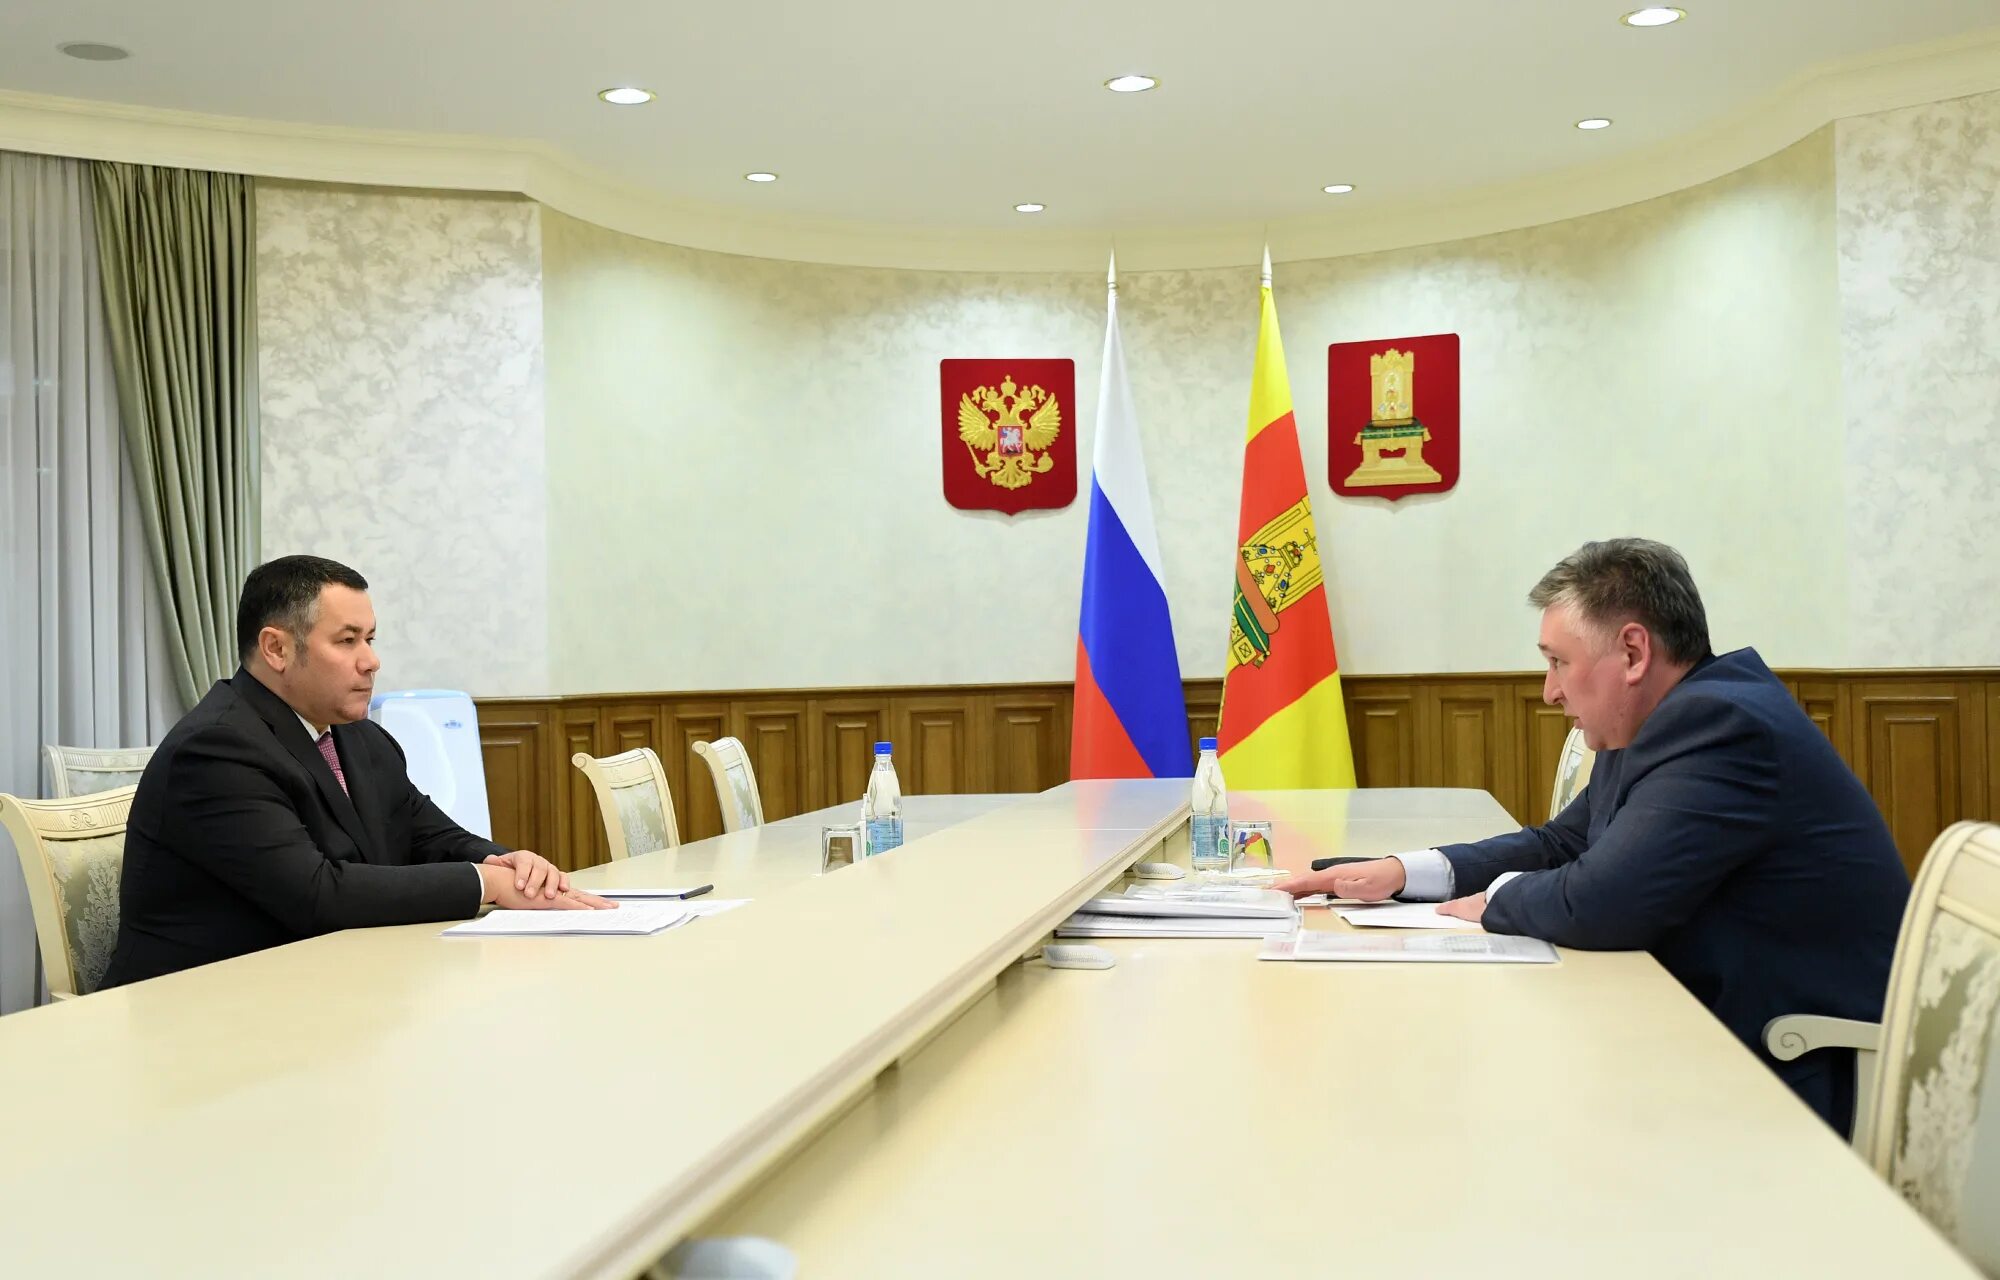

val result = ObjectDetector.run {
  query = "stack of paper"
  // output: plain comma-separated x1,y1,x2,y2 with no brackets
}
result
1057,885,1300,939
1259,932,1558,964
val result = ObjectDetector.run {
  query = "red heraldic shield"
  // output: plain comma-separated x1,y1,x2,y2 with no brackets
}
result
1327,333,1460,502
941,358,1078,515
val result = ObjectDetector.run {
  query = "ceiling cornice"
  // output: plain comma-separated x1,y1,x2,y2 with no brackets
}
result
3,27,1998,273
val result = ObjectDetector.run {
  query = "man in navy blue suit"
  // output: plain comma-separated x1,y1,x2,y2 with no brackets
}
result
1277,538,1909,1133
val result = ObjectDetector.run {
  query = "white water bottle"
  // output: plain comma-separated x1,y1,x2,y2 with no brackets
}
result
1190,737,1229,871
860,741,904,857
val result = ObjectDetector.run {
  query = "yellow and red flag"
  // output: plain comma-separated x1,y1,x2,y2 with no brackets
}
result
1217,251,1356,788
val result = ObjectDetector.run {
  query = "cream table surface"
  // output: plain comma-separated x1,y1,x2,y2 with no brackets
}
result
701,788,1976,1279
0,782,1184,1279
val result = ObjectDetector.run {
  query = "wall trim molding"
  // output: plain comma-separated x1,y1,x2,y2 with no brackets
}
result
481,666,2000,703
5,29,1999,272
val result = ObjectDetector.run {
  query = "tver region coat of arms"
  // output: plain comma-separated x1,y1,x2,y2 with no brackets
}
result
940,358,1077,514
1230,499,1324,669
1327,332,1460,502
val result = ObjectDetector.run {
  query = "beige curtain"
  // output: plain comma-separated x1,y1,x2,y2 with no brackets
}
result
1,150,184,1012
90,163,259,708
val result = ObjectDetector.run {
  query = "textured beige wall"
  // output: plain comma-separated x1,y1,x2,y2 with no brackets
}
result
255,101,2000,694
540,132,1846,690
257,182,550,695
1836,89,2000,667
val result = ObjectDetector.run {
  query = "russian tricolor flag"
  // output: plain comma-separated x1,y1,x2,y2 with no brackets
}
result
1071,256,1193,780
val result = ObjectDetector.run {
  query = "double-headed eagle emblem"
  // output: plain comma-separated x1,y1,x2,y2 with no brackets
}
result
957,374,1062,490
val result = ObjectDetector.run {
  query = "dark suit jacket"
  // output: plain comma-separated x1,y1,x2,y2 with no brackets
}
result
1438,648,1908,1132
102,668,503,988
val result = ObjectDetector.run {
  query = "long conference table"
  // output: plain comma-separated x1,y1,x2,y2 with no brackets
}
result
0,783,1976,1278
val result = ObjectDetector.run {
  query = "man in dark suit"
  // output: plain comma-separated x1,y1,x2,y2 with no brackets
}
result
1277,539,1909,1133
103,555,612,988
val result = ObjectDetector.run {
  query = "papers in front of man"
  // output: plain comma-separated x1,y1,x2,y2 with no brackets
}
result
1259,931,1559,964
1082,886,1299,919
444,900,691,937
1056,885,1300,939
1335,901,1482,931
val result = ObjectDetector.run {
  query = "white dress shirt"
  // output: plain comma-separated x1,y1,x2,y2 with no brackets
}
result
1390,849,1523,905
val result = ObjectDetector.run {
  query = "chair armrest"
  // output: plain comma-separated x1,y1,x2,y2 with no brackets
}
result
1765,1014,1883,1061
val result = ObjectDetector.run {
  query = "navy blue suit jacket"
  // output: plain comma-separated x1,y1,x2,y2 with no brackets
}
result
1438,648,1908,1132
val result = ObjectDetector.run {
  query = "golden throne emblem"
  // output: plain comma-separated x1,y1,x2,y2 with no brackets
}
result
1344,348,1441,488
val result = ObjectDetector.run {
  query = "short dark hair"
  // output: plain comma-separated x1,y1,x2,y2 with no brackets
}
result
236,555,368,661
1527,538,1712,666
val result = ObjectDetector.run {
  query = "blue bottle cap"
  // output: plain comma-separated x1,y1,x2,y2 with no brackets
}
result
874,741,893,754
1198,737,1218,751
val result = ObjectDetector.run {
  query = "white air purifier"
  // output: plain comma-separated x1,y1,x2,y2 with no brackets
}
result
367,689,493,840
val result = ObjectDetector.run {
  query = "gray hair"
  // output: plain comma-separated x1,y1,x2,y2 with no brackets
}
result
1528,539,1712,666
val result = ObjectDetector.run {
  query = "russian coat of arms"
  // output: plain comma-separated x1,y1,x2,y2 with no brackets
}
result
956,375,1062,490
939,359,1077,515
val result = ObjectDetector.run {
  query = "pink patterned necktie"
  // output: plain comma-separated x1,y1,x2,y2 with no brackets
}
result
315,731,349,796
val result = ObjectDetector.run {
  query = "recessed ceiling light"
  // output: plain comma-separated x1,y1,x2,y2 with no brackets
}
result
1322,183,1355,195
1103,74,1158,94
597,86,654,106
58,42,130,62
1576,117,1613,130
1621,6,1685,26
1014,203,1046,214
744,172,778,183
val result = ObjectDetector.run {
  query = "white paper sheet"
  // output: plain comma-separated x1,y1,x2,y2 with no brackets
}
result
443,900,690,937
1335,902,1483,931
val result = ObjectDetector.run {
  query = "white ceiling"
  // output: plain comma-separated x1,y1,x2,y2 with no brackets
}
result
4,0,1999,260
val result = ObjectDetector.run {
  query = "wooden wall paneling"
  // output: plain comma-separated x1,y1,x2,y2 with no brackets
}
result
1421,683,1516,803
667,700,731,843
475,702,551,858
1183,679,1223,762
1989,681,2000,823
891,695,991,795
732,700,811,822
809,696,891,811
1943,680,1983,841
599,703,662,757
1515,682,1572,828
558,704,606,870
990,688,1068,793
1792,678,1853,766
479,670,2000,871
1343,683,1418,790
1851,681,1984,877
